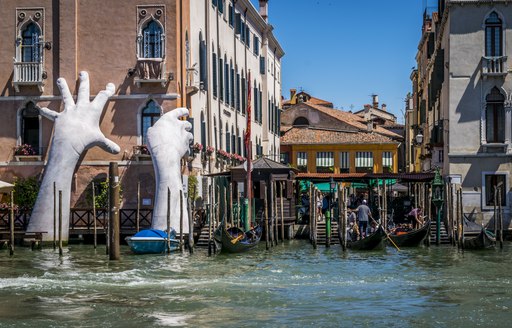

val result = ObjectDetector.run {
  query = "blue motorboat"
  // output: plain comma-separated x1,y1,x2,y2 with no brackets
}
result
125,229,180,254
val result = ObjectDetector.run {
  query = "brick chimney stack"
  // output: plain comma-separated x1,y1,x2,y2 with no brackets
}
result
372,94,379,109
382,103,387,111
259,0,268,22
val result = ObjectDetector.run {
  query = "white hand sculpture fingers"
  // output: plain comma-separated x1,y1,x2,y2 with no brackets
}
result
181,120,193,132
76,71,90,104
99,136,121,154
38,107,60,121
57,78,74,109
91,83,116,110
165,107,189,121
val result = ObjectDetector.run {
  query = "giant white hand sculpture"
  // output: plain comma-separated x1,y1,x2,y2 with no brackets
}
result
147,108,193,233
27,72,120,241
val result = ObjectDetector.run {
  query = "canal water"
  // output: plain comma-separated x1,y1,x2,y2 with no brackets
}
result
1,242,512,327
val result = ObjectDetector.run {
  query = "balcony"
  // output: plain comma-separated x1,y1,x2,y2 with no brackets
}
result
13,61,44,92
134,58,167,87
132,145,152,162
482,56,508,78
186,67,199,95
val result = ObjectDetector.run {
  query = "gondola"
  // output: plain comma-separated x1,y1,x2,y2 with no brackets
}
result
463,228,496,250
347,225,386,250
213,223,263,253
388,219,431,247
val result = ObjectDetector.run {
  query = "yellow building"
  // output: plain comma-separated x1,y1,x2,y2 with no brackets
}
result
280,102,402,174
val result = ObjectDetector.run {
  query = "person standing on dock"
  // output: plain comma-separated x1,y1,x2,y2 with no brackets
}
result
355,199,372,238
407,206,423,229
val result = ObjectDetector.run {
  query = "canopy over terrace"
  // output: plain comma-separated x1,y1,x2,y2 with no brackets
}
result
0,180,14,193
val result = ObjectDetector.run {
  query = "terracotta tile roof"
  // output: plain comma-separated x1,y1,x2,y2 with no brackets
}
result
280,127,397,145
307,97,333,107
303,103,403,139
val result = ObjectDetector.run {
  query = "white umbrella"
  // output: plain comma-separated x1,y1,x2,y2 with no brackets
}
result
0,180,14,193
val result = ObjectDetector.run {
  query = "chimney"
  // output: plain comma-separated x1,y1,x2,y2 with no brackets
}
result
372,94,379,109
259,0,268,22
367,119,374,132
382,103,387,111
290,88,297,100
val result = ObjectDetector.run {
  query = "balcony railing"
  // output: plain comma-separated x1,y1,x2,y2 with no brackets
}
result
13,61,44,91
482,56,508,77
135,58,167,87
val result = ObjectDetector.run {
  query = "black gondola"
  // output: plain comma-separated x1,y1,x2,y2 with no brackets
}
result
388,219,431,247
347,225,386,250
463,228,496,250
213,223,263,253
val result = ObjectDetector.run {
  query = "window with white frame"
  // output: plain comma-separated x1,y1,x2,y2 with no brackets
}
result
19,102,41,155
382,151,393,173
355,151,373,173
486,87,505,143
297,152,307,172
140,20,164,59
485,11,503,57
339,152,350,173
141,100,161,145
316,152,334,173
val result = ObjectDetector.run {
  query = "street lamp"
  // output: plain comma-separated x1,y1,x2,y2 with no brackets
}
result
415,132,424,145
432,167,445,245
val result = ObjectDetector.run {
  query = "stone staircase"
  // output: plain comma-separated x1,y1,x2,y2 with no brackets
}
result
429,220,451,244
196,225,215,247
315,219,340,245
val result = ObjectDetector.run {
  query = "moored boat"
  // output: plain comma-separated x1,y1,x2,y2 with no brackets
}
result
125,229,180,254
214,223,262,253
463,228,496,250
347,225,385,250
388,219,431,247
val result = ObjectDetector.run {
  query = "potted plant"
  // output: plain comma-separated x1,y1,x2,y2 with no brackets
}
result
192,142,203,154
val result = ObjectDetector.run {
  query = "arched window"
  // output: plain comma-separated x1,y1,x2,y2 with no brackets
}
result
21,23,41,63
141,20,163,58
486,87,505,143
293,117,309,126
20,102,40,154
485,12,503,57
141,100,161,145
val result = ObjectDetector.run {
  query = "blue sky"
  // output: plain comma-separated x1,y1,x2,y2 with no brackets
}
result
251,0,427,123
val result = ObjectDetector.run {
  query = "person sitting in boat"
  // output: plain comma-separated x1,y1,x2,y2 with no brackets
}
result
407,206,423,229
354,199,373,238
347,221,359,242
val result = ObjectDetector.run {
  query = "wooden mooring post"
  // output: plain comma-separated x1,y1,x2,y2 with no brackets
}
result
312,188,318,249
459,189,464,250
92,182,97,249
53,182,56,250
167,188,171,254
136,181,141,233
498,187,503,249
273,180,278,246
188,197,194,254
59,190,63,256
280,181,285,243
109,162,120,261
264,185,269,250
9,190,14,256
179,189,184,252
208,183,213,256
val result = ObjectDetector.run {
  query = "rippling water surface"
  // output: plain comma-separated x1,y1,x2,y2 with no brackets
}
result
1,241,512,327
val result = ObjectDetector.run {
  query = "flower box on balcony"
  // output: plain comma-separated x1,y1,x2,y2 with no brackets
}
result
134,58,168,87
14,155,42,162
132,145,152,162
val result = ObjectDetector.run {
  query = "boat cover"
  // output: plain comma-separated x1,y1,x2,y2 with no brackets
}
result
133,229,176,239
